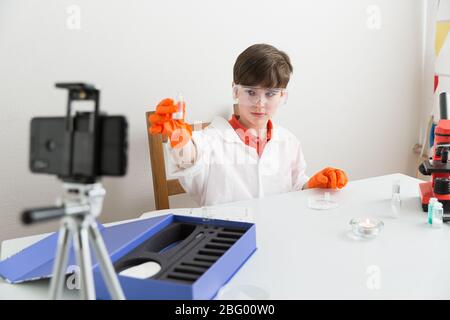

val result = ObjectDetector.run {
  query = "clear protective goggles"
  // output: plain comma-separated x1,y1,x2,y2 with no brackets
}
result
232,85,288,108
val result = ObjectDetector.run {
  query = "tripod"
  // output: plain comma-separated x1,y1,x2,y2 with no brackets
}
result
21,83,127,300
48,182,125,300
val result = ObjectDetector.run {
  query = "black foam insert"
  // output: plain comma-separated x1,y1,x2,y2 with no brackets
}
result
114,221,249,284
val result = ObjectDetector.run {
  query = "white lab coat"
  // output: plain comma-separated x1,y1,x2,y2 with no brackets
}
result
166,116,309,206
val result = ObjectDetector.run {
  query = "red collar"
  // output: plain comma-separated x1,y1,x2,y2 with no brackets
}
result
228,114,272,156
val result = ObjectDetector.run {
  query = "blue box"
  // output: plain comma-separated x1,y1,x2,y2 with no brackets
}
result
0,214,256,300
95,214,256,300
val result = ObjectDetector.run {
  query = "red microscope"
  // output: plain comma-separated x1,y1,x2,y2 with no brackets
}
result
419,92,450,215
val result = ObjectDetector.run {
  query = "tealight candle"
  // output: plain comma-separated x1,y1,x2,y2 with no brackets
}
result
350,217,383,238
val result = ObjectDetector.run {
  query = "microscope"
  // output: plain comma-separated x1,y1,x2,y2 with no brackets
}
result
419,92,450,220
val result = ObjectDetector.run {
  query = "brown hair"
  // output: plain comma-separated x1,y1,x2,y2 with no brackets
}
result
233,44,293,88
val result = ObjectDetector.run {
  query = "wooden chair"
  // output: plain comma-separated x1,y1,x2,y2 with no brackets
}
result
146,111,210,210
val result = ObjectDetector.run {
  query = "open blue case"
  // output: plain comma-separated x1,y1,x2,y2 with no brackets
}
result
0,214,257,300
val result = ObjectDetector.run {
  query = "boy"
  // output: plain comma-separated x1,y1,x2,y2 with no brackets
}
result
149,44,347,206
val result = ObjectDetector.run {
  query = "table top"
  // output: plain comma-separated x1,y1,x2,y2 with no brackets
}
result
1,173,447,299
213,173,449,299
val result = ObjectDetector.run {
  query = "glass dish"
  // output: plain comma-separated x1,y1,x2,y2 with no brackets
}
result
349,217,384,238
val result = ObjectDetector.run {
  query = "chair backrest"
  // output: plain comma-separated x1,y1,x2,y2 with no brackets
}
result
146,111,210,210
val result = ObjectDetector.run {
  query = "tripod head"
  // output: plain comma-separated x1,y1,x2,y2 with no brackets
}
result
22,183,105,225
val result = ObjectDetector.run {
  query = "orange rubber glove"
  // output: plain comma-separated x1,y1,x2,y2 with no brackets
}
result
148,98,192,148
307,167,348,189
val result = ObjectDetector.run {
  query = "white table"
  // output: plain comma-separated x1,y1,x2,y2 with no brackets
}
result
1,173,448,299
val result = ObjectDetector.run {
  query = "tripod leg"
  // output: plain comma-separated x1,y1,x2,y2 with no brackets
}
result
73,221,96,300
49,220,72,300
88,222,125,300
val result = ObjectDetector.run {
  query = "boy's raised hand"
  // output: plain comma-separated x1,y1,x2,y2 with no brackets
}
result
148,98,192,148
307,167,348,189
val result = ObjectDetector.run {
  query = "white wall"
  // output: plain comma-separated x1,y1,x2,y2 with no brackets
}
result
420,0,450,154
0,0,425,242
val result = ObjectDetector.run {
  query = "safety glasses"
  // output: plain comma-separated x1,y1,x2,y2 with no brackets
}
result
232,85,288,108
